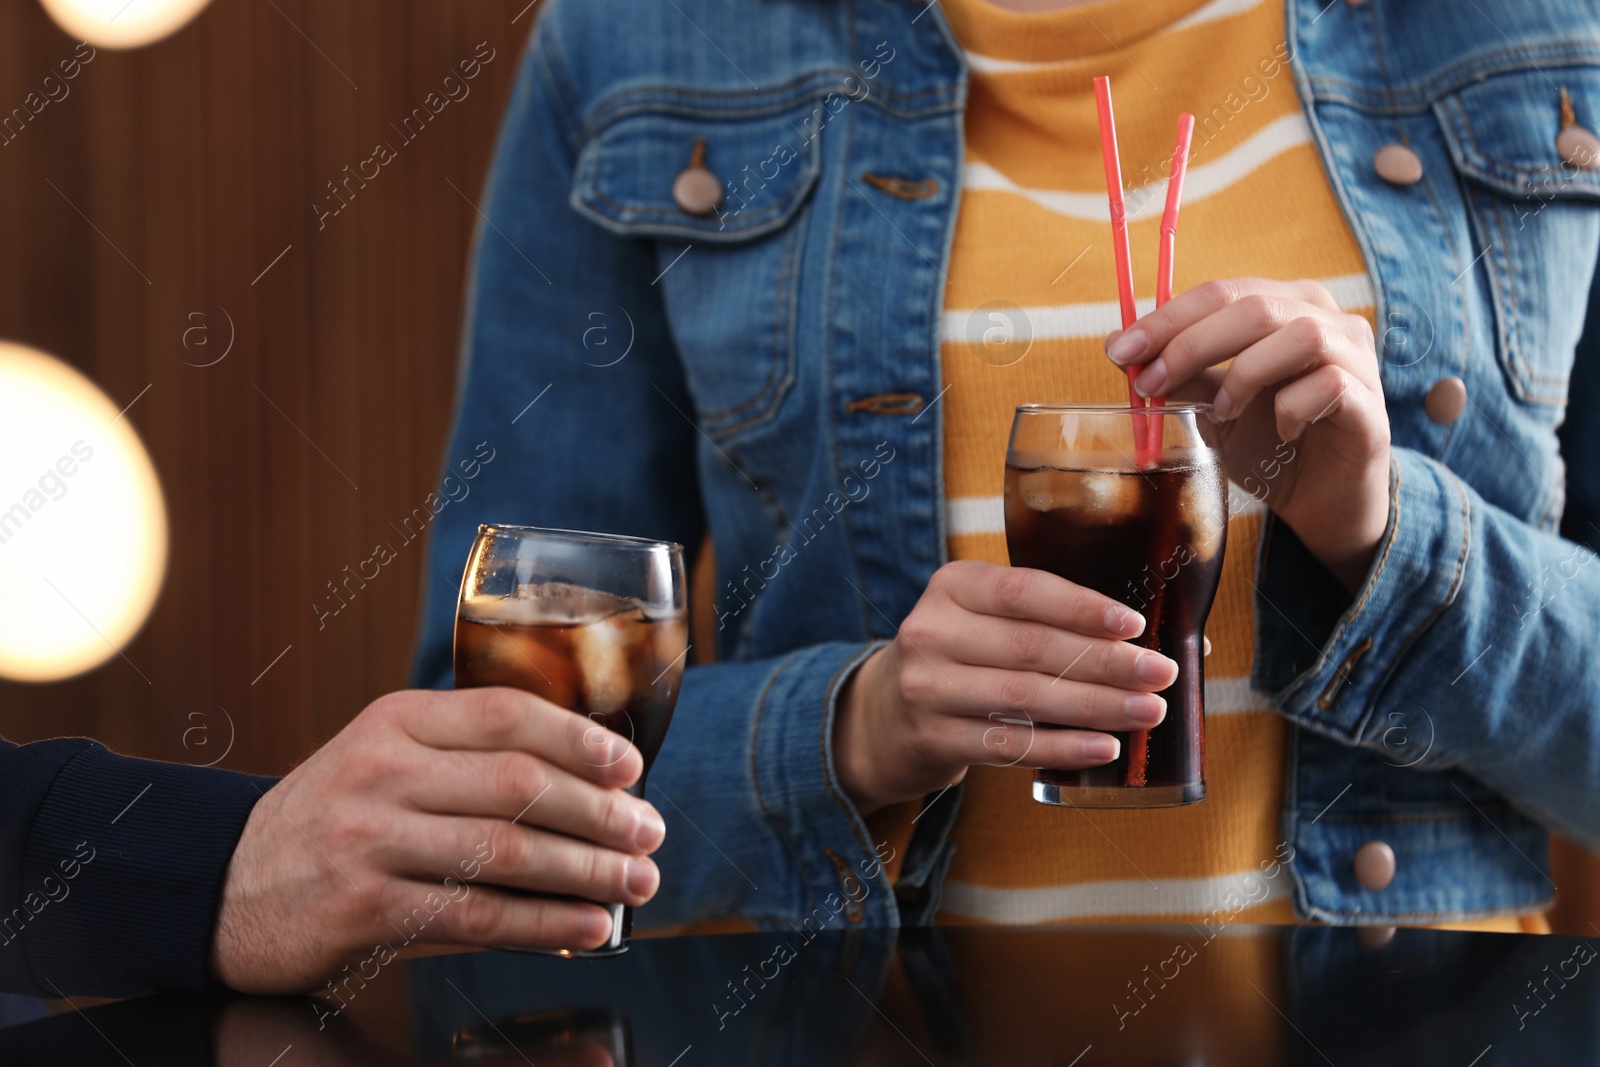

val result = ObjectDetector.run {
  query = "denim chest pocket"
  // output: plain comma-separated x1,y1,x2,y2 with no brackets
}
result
1434,66,1600,408
570,99,823,440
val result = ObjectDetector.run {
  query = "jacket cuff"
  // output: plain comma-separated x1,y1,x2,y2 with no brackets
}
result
16,744,275,998
752,640,911,926
1254,449,1471,741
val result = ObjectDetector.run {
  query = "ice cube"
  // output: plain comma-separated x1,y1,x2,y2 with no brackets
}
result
650,617,690,688
571,612,636,716
1015,468,1144,525
1079,471,1142,521
1017,469,1083,514
512,581,633,625
1179,470,1226,561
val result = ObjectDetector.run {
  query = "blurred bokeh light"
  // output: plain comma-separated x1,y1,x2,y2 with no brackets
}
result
39,0,212,50
0,341,168,682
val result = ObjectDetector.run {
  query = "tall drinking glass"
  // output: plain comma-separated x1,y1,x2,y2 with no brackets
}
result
453,525,688,956
1004,404,1227,808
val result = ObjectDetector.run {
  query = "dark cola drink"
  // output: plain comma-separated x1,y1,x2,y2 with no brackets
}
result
455,583,688,791
452,524,687,960
1004,459,1226,807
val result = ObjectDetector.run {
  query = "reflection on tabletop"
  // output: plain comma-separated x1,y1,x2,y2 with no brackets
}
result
1,925,1596,1065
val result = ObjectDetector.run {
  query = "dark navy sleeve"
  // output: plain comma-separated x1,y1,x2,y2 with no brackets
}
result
0,737,276,999
1558,249,1600,554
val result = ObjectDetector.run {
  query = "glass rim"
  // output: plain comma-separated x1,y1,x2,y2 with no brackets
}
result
476,524,683,554
1015,402,1215,415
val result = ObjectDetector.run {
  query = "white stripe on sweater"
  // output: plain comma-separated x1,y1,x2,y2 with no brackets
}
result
941,863,1292,923
961,112,1312,224
941,272,1376,345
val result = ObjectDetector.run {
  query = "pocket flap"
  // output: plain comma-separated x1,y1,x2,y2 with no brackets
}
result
571,101,822,243
1434,66,1600,199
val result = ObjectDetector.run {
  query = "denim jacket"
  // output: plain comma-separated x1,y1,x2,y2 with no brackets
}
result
412,0,1600,928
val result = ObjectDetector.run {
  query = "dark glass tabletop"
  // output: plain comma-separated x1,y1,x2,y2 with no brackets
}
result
2,924,1595,1064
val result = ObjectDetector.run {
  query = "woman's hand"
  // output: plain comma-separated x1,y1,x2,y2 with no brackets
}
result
834,560,1179,818
211,688,666,994
1105,278,1392,592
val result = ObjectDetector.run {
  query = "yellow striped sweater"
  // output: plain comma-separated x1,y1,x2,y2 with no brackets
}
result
922,0,1545,936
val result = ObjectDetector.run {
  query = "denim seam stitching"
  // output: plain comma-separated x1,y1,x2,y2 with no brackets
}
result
1304,47,1600,111
1482,195,1569,396
579,76,959,142
750,649,820,920
1458,174,1570,406
1354,468,1472,742
1302,895,1556,924
729,478,798,653
817,645,892,913
928,35,966,571
1263,458,1400,731
824,81,874,618
1452,95,1540,396
820,91,876,639
533,23,583,154
584,78,850,136
702,210,806,437
1446,91,1600,196
1486,190,1532,392
1365,0,1398,132
577,111,821,241
1420,111,1478,401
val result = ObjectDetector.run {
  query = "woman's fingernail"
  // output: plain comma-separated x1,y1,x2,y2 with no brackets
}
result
626,858,658,899
1137,653,1177,686
1084,736,1121,763
634,809,666,851
1104,605,1144,636
1134,358,1167,398
1106,328,1149,364
1125,694,1167,726
1213,387,1234,421
582,908,614,945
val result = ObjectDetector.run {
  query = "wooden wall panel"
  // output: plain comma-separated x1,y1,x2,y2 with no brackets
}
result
0,0,537,774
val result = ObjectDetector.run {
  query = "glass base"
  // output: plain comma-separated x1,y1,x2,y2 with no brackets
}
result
504,942,630,959
501,901,630,957
1032,779,1205,808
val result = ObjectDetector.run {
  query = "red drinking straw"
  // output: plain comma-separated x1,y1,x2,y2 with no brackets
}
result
1093,76,1146,453
1148,112,1195,452
1155,114,1195,328
1124,114,1197,788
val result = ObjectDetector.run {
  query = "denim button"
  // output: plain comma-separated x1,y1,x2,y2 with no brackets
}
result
1373,144,1423,186
1346,0,1368,6
673,136,722,217
1424,376,1467,424
1558,125,1600,170
1354,840,1396,891
674,166,722,216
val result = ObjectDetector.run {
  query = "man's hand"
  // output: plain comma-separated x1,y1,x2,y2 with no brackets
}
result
834,561,1178,818
1106,277,1392,592
210,688,666,994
